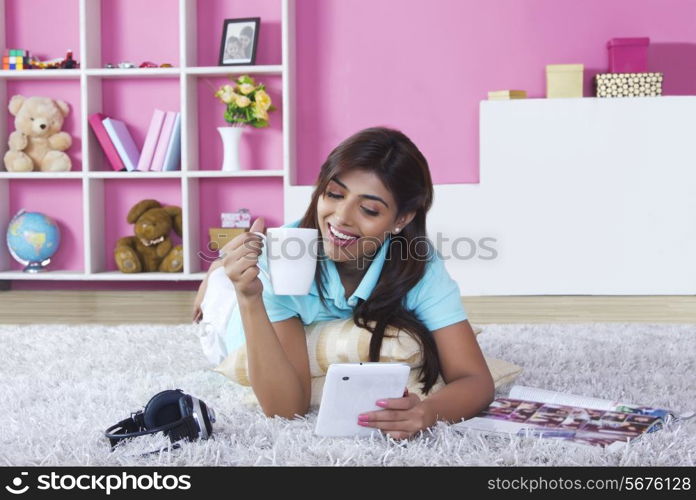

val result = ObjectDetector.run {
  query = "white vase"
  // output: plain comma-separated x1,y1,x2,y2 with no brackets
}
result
218,126,244,171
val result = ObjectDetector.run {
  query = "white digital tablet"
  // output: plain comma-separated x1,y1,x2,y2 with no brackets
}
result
314,362,410,437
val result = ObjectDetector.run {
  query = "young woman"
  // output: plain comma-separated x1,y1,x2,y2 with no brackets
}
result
193,127,494,440
238,26,255,59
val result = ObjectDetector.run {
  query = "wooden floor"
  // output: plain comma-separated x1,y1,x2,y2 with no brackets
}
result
0,291,694,324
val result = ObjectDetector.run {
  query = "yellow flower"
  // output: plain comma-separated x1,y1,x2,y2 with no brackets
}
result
252,101,269,121
215,85,237,104
234,95,251,108
238,83,256,95
237,75,256,85
254,89,272,110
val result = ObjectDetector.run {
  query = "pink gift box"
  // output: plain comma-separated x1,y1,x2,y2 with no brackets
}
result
607,37,650,73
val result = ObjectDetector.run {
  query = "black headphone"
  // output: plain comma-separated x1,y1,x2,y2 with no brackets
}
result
104,389,216,455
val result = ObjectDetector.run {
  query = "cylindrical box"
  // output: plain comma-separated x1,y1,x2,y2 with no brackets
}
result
607,37,649,73
546,64,584,98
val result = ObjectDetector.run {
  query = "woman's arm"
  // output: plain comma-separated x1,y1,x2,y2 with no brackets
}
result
237,298,311,418
222,218,311,419
357,319,494,439
418,319,495,422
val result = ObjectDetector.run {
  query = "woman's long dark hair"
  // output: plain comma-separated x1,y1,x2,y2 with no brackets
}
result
299,126,440,394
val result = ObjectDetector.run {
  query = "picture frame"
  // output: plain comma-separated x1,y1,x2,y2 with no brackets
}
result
218,18,260,66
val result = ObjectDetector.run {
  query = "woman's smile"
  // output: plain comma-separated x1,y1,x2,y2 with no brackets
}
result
326,222,360,247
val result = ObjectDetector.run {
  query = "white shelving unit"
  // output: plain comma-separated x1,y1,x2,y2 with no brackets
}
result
0,0,295,282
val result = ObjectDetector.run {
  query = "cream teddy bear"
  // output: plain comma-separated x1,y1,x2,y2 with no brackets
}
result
3,95,72,172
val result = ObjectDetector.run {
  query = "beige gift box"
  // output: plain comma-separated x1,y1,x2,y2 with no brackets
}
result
488,90,527,100
546,64,584,98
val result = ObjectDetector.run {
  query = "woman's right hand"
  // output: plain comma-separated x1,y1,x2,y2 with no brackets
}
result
221,217,266,299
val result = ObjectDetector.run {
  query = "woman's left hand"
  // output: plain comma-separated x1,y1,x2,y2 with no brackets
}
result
357,389,437,440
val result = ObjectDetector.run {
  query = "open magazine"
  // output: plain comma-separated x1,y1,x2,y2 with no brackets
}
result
455,385,695,450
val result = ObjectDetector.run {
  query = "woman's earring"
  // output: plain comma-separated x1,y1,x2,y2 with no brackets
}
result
394,227,400,233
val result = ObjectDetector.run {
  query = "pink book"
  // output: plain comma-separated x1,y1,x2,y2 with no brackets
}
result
136,109,166,171
88,113,126,171
150,111,177,171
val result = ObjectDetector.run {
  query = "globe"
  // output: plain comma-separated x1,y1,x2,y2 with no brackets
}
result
6,209,61,273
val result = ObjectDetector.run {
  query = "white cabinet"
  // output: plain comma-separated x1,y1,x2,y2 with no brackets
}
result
468,96,696,294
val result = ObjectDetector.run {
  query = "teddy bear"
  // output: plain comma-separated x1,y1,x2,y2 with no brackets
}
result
114,199,184,273
3,95,73,172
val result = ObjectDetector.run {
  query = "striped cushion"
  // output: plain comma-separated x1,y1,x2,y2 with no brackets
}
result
213,319,522,407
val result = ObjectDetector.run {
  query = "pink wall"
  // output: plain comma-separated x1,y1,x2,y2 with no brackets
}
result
295,0,696,185
101,0,179,68
8,0,696,290
5,0,80,63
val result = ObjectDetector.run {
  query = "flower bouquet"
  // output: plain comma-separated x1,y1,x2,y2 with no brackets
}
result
214,75,277,128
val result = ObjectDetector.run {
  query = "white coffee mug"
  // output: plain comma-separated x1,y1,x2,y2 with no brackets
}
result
251,227,318,295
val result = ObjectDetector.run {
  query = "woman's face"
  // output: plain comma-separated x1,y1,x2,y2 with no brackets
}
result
316,169,404,263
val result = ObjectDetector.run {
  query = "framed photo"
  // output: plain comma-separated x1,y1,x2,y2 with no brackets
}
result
218,18,260,66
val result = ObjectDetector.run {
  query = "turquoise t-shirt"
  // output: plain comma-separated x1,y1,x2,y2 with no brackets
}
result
224,219,468,352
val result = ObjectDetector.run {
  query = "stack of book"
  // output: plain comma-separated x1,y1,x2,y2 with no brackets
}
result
89,109,181,172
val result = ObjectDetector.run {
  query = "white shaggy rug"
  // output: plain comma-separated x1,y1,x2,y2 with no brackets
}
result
0,322,694,466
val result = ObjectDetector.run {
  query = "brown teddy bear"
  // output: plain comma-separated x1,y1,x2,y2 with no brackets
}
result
3,95,72,172
114,199,184,273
